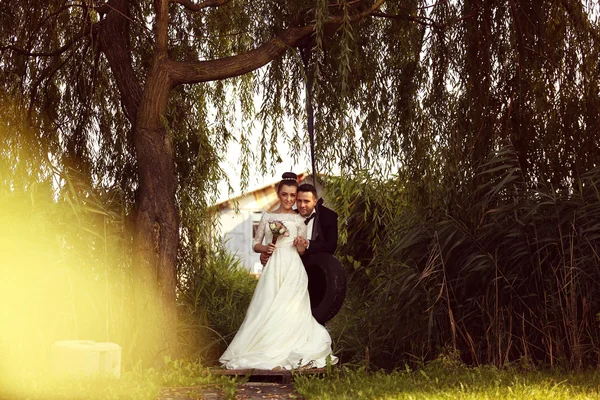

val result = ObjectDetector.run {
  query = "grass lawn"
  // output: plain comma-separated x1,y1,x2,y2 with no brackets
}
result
0,359,242,400
294,365,600,399
3,361,600,399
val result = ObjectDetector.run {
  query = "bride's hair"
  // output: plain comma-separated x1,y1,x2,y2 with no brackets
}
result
277,172,298,193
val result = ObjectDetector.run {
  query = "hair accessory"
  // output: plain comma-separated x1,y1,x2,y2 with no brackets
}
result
281,172,298,181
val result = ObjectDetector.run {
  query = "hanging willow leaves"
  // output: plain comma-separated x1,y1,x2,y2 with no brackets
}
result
1,0,599,364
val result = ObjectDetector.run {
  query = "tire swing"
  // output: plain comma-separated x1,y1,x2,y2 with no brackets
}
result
298,47,346,324
303,252,347,324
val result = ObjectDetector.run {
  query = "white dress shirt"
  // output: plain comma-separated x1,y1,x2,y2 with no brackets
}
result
305,211,316,241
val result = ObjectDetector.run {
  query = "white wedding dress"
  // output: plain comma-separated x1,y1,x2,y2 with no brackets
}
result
219,211,338,370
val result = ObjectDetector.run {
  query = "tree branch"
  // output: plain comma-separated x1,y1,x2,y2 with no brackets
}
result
170,0,231,12
395,0,449,11
372,11,442,28
0,27,90,57
372,8,479,30
168,0,386,85
27,49,77,120
28,3,89,45
96,0,143,125
560,0,600,44
524,46,557,67
167,26,313,84
156,0,170,56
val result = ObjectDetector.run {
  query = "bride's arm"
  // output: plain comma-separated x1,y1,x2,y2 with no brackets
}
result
254,242,275,254
253,214,276,254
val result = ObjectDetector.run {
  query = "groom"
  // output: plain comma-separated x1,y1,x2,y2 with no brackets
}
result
259,183,338,264
293,184,338,255
294,183,340,316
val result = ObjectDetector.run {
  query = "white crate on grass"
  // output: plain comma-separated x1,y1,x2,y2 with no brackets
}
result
51,340,121,378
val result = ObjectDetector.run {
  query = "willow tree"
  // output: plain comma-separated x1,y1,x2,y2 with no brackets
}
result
0,0,410,360
313,0,600,369
3,0,597,364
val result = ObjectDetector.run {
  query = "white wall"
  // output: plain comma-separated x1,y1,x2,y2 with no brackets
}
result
218,209,265,274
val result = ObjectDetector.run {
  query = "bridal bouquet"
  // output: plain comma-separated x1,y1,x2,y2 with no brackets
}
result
268,220,289,244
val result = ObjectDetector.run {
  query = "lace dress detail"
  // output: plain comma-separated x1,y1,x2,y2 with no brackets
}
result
220,211,337,370
252,212,307,248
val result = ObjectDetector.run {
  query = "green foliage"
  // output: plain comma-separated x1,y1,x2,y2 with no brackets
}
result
2,0,600,372
9,0,598,199
0,359,240,400
0,169,138,376
294,364,600,399
177,239,257,362
0,83,251,368
326,145,600,369
0,150,253,370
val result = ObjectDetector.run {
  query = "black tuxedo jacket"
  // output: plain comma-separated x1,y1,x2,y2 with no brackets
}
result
304,198,338,255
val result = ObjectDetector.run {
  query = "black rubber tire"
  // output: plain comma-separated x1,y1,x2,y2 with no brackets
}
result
301,253,347,324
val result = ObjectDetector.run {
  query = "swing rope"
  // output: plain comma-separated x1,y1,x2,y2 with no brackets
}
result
299,47,317,187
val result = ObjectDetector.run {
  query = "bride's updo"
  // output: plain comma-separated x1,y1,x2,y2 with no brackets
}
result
277,172,298,193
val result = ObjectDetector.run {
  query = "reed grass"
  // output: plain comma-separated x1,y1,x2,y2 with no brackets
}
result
326,145,600,369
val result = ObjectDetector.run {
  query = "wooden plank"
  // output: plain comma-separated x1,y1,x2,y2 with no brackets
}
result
212,367,327,376
211,367,327,384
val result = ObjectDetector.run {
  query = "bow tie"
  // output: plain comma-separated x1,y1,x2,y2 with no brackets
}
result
304,214,316,225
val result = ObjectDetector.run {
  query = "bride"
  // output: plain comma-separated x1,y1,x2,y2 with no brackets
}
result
219,172,338,370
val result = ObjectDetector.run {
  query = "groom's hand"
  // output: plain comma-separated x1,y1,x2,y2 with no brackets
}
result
295,237,308,247
293,237,308,255
293,237,308,248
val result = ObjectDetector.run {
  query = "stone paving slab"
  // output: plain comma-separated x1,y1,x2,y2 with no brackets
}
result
157,385,224,400
235,383,304,399
157,368,324,399
157,382,303,400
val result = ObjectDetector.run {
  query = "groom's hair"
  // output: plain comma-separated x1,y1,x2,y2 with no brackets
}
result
297,184,317,199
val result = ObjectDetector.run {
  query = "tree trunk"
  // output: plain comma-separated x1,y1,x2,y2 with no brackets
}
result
95,0,178,364
131,61,179,362
93,0,384,364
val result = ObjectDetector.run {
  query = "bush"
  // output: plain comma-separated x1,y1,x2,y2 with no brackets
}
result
177,239,257,363
326,146,600,369
0,178,136,376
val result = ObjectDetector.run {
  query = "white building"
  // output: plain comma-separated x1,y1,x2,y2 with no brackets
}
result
214,173,308,274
